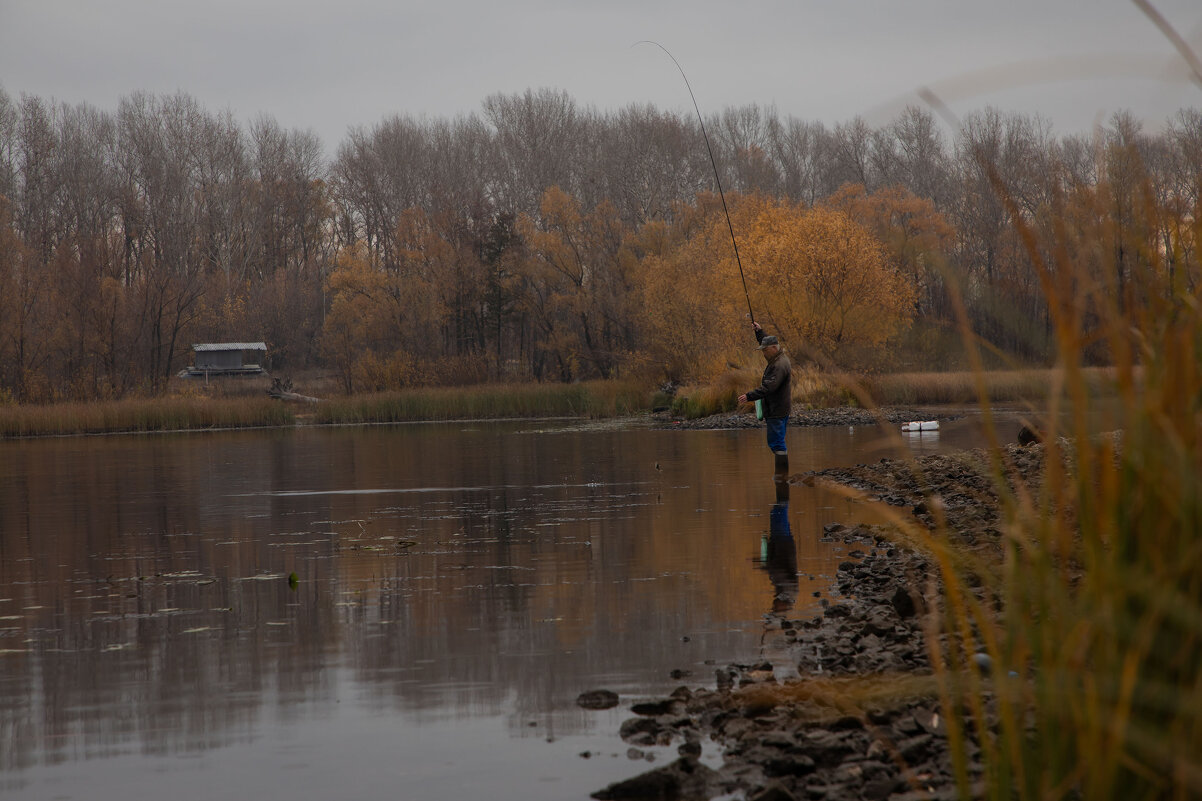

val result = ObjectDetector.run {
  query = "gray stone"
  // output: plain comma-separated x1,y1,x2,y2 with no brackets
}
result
749,781,798,801
591,757,720,801
618,716,661,744
577,689,620,710
862,775,904,800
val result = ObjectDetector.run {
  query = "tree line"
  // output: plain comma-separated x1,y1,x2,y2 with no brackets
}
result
0,85,1198,401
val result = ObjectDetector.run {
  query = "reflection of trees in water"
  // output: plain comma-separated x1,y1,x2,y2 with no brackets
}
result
0,425,856,772
0,433,345,772
0,573,340,772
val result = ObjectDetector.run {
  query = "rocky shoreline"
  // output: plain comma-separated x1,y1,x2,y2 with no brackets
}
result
589,410,1044,801
654,406,964,431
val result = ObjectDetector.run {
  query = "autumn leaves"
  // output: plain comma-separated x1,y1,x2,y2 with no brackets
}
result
322,185,938,392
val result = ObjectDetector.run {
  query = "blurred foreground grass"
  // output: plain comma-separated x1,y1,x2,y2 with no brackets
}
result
857,149,1202,798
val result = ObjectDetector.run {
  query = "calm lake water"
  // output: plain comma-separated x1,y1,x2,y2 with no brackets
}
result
0,412,1018,800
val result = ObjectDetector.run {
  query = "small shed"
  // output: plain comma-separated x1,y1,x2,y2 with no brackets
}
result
182,342,268,378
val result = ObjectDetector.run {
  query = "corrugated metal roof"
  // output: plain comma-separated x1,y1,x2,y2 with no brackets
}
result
192,342,267,352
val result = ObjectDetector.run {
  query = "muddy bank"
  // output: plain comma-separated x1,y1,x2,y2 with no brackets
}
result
591,440,1047,801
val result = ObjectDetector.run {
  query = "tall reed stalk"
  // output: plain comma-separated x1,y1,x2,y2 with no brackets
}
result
876,141,1202,798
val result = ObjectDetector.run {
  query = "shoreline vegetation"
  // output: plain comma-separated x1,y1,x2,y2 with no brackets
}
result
0,367,1114,439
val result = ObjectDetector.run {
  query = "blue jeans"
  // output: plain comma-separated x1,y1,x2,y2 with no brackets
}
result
765,417,787,454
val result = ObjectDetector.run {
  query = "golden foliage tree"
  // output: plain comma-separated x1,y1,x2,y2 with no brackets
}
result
633,198,748,383
518,187,634,380
739,195,916,362
321,244,424,393
825,183,956,319
636,192,919,379
394,207,455,353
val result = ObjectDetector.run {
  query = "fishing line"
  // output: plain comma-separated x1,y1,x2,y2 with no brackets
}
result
635,40,755,325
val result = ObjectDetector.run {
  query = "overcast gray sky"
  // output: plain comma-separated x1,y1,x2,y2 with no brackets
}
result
2,0,1200,152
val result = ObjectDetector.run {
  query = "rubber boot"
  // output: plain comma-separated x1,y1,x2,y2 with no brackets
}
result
773,450,789,476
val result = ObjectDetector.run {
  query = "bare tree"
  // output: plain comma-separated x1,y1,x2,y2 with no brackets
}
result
766,115,828,206
828,116,875,193
1102,111,1152,309
330,114,431,269
0,86,18,205
481,88,584,215
712,103,780,195
115,92,212,387
1163,109,1202,287
874,106,952,207
592,103,709,225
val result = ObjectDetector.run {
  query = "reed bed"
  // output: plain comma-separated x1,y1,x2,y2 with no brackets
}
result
0,396,295,437
858,367,1117,407
670,370,755,418
669,365,1112,419
312,380,651,424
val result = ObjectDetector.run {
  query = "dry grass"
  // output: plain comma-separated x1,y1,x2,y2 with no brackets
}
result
0,396,294,437
0,379,652,437
669,365,1112,419
859,367,1117,406
312,380,651,424
736,674,942,725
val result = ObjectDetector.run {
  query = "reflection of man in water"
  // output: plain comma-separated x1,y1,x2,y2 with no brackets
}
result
760,501,799,613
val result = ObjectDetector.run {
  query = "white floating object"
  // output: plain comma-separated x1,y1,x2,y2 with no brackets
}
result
902,420,940,432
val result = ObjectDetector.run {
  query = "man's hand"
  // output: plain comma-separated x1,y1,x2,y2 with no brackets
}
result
752,321,762,331
738,393,748,404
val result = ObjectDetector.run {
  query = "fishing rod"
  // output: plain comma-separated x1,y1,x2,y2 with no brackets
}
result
636,40,755,325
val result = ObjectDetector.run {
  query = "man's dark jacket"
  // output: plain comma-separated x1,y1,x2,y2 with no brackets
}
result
746,330,792,419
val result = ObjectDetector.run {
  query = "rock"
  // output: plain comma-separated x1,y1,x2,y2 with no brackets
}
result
750,781,798,801
618,716,661,744
913,707,947,736
591,757,720,800
890,585,919,618
861,607,897,637
857,633,883,654
863,775,905,800
829,715,863,731
798,729,855,767
720,717,757,741
591,766,679,800
891,787,960,801
763,753,816,777
577,689,620,710
1017,424,1042,445
897,733,935,762
740,699,778,718
631,699,678,716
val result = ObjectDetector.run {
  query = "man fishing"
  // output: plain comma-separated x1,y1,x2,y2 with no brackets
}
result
738,322,792,474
